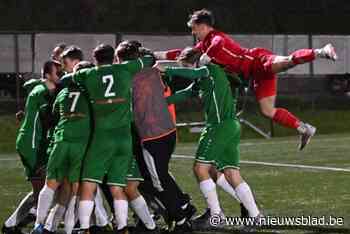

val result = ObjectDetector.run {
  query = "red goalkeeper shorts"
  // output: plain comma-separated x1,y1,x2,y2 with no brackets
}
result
249,47,278,100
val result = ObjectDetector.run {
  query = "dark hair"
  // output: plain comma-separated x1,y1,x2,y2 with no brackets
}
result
74,61,95,71
116,40,140,61
42,60,61,78
178,47,202,65
56,43,67,50
187,9,214,27
93,44,115,65
61,46,84,61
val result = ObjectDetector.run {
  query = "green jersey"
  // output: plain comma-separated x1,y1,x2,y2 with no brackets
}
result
17,83,51,150
52,86,91,142
165,64,238,125
61,56,153,130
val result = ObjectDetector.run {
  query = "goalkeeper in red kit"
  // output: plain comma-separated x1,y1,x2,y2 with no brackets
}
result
155,9,338,150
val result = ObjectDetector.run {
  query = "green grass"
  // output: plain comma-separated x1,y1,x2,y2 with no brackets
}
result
0,134,349,233
0,115,17,153
176,109,350,142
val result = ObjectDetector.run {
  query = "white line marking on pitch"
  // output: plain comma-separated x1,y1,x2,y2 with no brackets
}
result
172,154,350,172
0,158,18,161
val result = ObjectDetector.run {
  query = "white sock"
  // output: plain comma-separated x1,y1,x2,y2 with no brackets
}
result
5,192,34,227
35,185,55,225
64,196,77,234
130,196,156,230
94,187,109,227
113,200,128,230
199,179,222,215
44,204,65,232
235,182,260,217
216,174,241,203
78,200,94,229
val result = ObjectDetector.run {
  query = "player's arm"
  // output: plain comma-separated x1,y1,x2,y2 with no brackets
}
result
199,35,225,65
164,66,210,80
119,55,152,74
166,82,199,104
154,49,182,60
60,69,86,87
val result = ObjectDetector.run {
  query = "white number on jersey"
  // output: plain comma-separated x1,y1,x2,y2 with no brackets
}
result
68,91,81,112
102,75,116,97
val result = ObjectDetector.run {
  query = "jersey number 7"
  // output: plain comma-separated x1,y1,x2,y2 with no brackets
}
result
69,92,81,112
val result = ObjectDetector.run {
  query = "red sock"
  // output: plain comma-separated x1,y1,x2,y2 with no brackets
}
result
272,108,300,129
290,49,315,65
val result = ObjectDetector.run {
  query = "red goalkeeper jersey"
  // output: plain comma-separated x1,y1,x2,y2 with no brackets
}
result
164,30,258,79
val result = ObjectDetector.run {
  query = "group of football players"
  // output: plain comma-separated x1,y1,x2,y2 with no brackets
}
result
2,9,337,234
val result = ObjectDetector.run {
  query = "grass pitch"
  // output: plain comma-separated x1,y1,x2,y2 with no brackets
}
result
0,134,349,234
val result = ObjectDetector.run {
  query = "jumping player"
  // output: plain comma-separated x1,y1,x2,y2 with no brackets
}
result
155,9,338,150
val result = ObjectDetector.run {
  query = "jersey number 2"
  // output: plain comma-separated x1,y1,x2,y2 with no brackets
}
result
69,92,81,112
102,75,116,97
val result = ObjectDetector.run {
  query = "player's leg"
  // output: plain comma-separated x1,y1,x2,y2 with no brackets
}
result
14,146,45,234
218,119,260,219
64,141,90,234
223,169,260,218
213,169,250,217
78,131,109,233
264,44,337,74
92,186,109,229
255,77,316,150
63,182,78,234
2,192,35,234
194,126,223,217
43,203,66,233
79,182,97,230
142,132,192,230
126,181,157,231
106,128,133,233
125,158,156,231
32,141,70,233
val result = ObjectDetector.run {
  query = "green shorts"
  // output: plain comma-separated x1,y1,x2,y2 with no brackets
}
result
82,126,132,187
16,133,48,180
196,119,241,171
46,140,87,183
127,157,143,181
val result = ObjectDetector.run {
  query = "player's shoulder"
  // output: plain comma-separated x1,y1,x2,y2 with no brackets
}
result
23,79,43,92
57,87,69,97
30,82,48,96
206,63,222,72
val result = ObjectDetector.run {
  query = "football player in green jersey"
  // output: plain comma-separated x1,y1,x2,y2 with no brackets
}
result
3,60,60,234
61,44,152,234
32,59,93,234
156,47,261,227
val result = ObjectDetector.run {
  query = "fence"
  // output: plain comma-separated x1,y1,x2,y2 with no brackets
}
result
1,32,350,137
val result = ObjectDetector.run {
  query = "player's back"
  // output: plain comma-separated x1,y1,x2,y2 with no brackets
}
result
201,64,237,124
80,64,133,130
18,83,49,135
53,86,91,142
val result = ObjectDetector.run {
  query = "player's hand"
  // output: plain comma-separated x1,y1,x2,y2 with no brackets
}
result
16,110,25,123
153,61,166,72
139,47,153,56
199,53,212,66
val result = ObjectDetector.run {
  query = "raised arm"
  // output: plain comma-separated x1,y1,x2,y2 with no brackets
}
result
166,82,198,104
164,66,210,80
154,49,182,60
